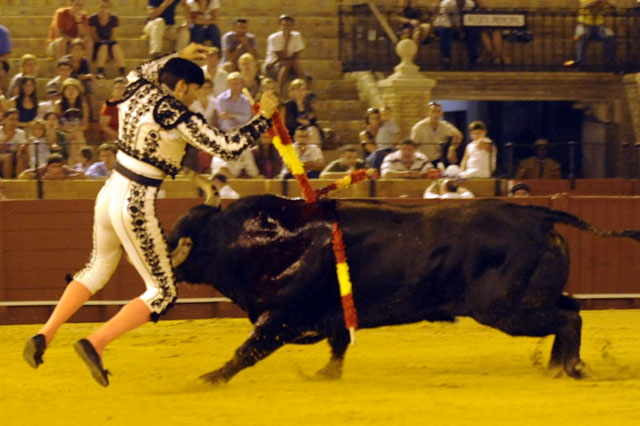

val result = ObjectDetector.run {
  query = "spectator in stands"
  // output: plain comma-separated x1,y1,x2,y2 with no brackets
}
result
201,47,228,97
210,149,260,179
144,0,190,58
359,107,381,158
251,133,283,179
320,144,365,179
509,182,531,197
10,75,39,129
258,77,280,100
264,15,310,96
0,25,10,97
285,78,322,147
564,0,617,70
410,101,462,166
99,77,126,143
46,57,74,96
8,53,37,99
39,86,60,118
185,75,218,171
238,53,263,100
515,138,562,179
55,78,89,157
28,119,52,168
43,111,71,162
19,153,85,180
185,0,221,48
459,120,496,178
85,142,116,178
67,38,97,120
0,109,28,178
380,138,433,178
282,125,325,179
216,72,252,132
89,0,127,79
221,18,258,72
366,106,401,172
47,0,92,60
433,0,479,67
73,146,94,173
211,173,239,199
475,0,506,65
397,0,432,45
424,178,474,198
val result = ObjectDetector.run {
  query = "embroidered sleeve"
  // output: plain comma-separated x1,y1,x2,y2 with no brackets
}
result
131,53,178,85
153,95,191,129
176,112,272,161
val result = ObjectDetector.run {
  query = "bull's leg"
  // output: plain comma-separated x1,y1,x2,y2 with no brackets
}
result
549,295,582,370
314,329,350,380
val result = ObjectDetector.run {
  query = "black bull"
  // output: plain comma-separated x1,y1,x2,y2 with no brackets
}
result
167,195,640,383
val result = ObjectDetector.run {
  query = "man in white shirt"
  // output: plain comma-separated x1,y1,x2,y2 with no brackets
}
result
380,139,433,179
410,101,463,165
282,125,324,179
264,15,309,95
210,148,259,178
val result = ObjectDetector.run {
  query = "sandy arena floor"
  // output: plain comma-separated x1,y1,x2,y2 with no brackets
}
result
2,310,640,426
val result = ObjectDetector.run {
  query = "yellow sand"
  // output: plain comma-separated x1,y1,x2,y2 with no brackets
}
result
2,310,640,426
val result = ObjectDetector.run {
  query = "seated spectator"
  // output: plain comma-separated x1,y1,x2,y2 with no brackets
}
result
47,0,92,60
216,72,252,132
221,18,258,72
238,53,263,100
46,57,74,96
0,25,10,97
424,178,474,198
284,78,322,146
85,142,116,178
43,111,71,162
99,77,126,142
19,153,85,180
10,75,39,128
282,125,325,179
143,0,190,58
564,0,616,69
201,46,228,97
251,133,283,179
433,0,479,67
89,0,127,79
0,109,28,177
320,144,365,179
359,107,380,158
397,0,432,45
380,139,433,179
185,0,220,48
73,145,94,173
459,120,496,178
211,173,239,199
509,182,532,197
28,119,52,168
210,149,259,179
67,38,96,120
185,75,218,171
7,53,37,99
411,101,463,165
515,138,562,179
38,86,60,118
258,77,280,100
476,0,506,65
55,78,89,158
264,15,310,96
376,106,400,149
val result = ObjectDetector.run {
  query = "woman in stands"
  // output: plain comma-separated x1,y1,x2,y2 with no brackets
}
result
43,111,71,163
89,0,127,79
55,78,88,160
284,78,323,146
11,75,38,129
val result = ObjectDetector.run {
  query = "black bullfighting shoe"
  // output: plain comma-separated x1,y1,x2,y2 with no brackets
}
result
23,334,46,368
74,339,110,387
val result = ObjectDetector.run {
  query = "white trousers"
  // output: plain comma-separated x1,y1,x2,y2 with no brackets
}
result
74,171,177,320
143,18,189,55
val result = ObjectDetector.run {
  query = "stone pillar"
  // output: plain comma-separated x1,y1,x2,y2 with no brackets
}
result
378,39,436,139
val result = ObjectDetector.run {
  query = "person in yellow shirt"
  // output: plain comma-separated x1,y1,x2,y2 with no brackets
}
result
564,0,616,69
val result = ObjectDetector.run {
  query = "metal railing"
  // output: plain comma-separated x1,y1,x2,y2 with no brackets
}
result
339,5,640,73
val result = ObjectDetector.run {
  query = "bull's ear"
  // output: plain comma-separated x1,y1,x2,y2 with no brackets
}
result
171,237,193,267
192,173,221,208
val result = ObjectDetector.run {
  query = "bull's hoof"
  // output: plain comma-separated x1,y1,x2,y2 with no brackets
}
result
564,358,586,379
198,370,230,385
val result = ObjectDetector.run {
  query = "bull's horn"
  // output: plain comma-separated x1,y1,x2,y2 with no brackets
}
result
171,237,193,268
190,171,221,207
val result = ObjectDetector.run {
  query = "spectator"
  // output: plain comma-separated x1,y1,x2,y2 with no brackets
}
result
564,0,617,70
85,142,116,178
216,72,252,132
433,0,479,67
210,149,259,178
264,15,310,96
0,109,28,178
143,0,190,58
10,75,39,128
55,78,89,157
201,46,228,97
366,106,401,172
257,77,280,101
221,18,258,72
459,120,496,178
397,0,432,45
38,86,60,118
282,125,325,179
380,139,432,179
47,0,92,60
410,101,462,165
515,138,562,179
509,182,531,197
185,0,220,48
320,144,365,179
67,39,96,120
99,77,126,143
89,0,127,79
284,78,322,146
359,108,381,159
73,145,94,173
423,178,474,198
476,0,506,65
238,53,263,100
8,53,37,99
28,119,52,168
251,133,283,179
0,25,10,97
19,153,84,180
186,75,218,171
46,57,74,96
211,173,239,199
43,111,71,162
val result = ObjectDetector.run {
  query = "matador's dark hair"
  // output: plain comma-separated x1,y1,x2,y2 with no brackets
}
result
159,58,205,89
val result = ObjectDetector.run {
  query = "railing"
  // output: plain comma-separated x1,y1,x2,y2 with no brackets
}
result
339,5,640,73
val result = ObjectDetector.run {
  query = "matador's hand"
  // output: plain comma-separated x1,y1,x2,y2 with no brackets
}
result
259,90,279,119
178,43,213,62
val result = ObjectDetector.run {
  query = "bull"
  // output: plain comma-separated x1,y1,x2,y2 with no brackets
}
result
167,188,640,383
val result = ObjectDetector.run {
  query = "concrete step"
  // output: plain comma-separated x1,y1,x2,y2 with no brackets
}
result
318,119,363,144
313,99,367,120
